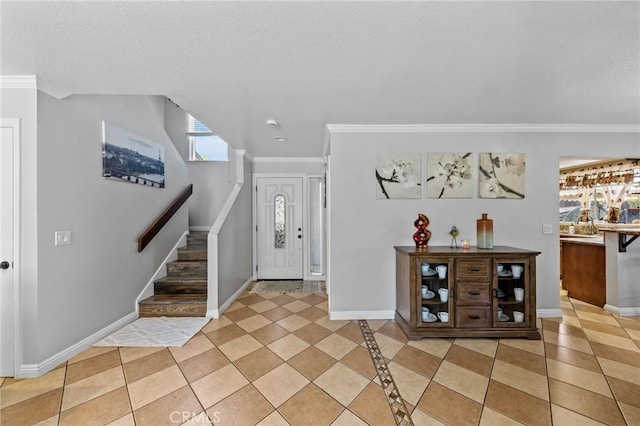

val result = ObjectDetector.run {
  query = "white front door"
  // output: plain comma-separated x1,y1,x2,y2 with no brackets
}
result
257,177,303,279
0,120,17,377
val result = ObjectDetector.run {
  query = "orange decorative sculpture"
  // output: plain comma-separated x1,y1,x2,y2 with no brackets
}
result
413,214,431,249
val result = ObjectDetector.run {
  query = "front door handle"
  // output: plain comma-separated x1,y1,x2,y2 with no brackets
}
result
0,261,10,270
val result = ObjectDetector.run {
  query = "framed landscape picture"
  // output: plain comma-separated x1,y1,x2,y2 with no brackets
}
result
102,121,165,188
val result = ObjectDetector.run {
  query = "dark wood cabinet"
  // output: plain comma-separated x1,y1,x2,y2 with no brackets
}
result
560,239,606,307
395,246,541,339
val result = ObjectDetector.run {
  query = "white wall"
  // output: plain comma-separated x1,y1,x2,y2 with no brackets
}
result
35,93,189,364
253,158,325,175
218,154,254,305
605,231,640,311
187,163,236,228
328,128,639,317
164,99,235,228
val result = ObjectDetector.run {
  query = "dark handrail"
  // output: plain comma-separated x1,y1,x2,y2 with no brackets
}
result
137,184,193,252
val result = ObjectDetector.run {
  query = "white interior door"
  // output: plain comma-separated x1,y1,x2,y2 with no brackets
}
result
0,121,16,377
257,177,303,279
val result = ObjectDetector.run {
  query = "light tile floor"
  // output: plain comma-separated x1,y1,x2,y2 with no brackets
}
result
1,290,640,425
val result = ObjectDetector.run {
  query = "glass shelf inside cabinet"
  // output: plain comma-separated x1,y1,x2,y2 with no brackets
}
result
496,262,525,324
420,261,449,323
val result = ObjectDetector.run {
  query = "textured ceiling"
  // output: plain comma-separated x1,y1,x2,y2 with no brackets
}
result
1,1,638,157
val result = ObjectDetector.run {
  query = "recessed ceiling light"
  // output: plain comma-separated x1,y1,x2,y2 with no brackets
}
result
274,137,287,142
266,119,279,128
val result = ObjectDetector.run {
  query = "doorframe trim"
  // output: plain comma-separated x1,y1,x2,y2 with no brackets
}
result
253,173,310,280
306,174,326,281
1,118,22,377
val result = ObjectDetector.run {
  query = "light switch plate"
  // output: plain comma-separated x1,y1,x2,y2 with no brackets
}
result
55,231,72,246
542,224,553,235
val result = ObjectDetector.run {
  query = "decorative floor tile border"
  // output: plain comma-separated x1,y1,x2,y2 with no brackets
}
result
358,320,414,426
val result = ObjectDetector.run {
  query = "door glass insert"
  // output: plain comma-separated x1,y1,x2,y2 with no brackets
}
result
274,195,286,248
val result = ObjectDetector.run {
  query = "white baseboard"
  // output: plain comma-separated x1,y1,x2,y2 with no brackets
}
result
16,311,137,378
604,304,640,317
135,231,189,308
16,232,191,378
536,308,563,318
329,310,395,320
206,277,254,319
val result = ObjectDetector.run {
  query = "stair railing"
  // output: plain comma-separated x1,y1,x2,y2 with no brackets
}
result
137,184,193,252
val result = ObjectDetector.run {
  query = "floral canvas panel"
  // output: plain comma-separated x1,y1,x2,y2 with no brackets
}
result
478,152,525,198
375,153,422,199
426,152,473,198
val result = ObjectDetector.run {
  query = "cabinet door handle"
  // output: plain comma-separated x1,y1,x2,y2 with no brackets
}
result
468,291,480,296
469,315,481,320
468,267,481,272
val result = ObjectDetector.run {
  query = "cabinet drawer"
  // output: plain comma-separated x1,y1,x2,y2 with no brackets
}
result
456,260,491,280
456,306,491,328
456,284,491,304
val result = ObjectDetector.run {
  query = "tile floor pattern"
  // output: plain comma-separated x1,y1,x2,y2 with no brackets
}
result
2,291,640,425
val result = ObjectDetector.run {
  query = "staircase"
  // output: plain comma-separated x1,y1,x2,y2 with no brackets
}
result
138,232,208,317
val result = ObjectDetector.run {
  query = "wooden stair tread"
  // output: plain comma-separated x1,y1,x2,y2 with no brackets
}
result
168,260,207,265
177,254,207,261
155,276,207,282
166,261,207,277
139,297,206,317
140,295,206,304
154,277,207,295
186,234,207,244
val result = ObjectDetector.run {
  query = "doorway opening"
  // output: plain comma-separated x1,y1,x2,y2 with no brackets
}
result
558,157,640,308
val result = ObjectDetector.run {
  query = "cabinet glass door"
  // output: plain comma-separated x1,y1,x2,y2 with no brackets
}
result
495,260,528,326
417,260,451,327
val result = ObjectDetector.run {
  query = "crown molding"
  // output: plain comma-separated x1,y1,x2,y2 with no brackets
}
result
326,124,640,134
0,75,71,99
252,157,324,164
0,75,37,89
37,78,71,100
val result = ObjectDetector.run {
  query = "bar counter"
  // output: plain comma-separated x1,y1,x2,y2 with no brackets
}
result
560,236,606,307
